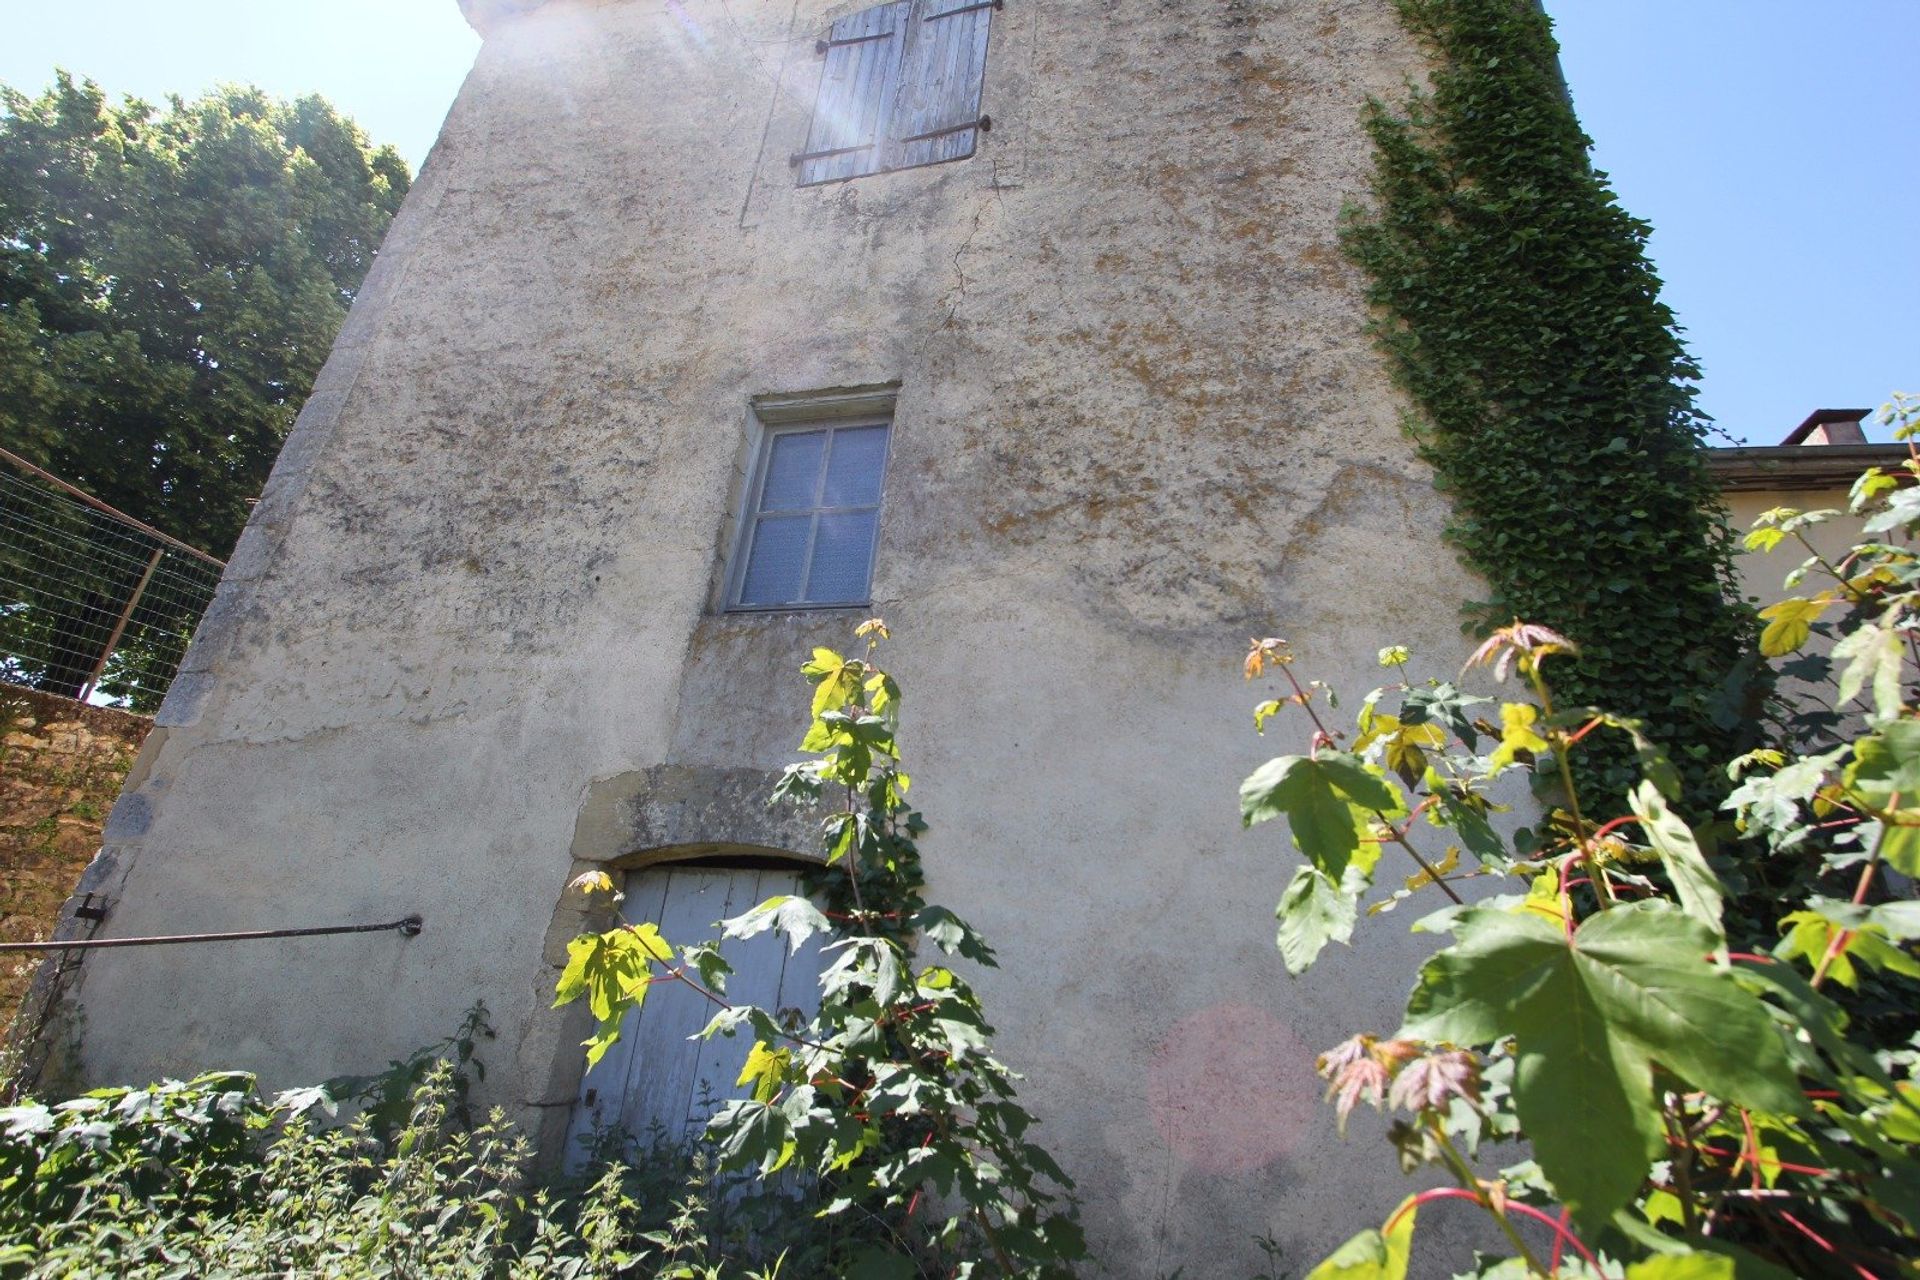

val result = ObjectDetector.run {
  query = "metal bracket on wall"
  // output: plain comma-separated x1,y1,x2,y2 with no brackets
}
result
0,914,425,954
925,0,1003,20
899,115,990,144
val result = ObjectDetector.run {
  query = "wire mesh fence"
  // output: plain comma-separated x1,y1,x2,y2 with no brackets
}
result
0,448,225,714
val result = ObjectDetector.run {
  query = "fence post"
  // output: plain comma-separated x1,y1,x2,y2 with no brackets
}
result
77,546,165,704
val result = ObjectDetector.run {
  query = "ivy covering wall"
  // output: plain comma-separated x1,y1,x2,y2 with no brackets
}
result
1342,0,1760,798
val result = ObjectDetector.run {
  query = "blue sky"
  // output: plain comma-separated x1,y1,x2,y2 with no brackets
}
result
0,1,1911,446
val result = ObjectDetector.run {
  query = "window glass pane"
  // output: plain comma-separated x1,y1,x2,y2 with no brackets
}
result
760,431,827,511
821,425,888,506
739,515,811,605
805,511,878,604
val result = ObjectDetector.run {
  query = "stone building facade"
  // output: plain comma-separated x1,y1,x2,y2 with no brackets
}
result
49,0,1492,1270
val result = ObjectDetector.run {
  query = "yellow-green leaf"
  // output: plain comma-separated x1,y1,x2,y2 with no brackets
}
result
1757,597,1829,657
736,1041,791,1104
1305,1196,1415,1280
1487,703,1548,772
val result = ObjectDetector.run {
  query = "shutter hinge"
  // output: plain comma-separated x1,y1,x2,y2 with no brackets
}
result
898,115,991,145
925,0,1003,19
815,28,896,55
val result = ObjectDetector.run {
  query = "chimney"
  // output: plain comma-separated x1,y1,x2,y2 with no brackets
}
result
1779,408,1871,447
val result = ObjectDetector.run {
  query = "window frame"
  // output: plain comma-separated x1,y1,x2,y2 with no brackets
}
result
723,391,897,613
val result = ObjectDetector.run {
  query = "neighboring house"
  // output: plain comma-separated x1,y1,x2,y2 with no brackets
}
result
1712,409,1906,601
39,0,1514,1271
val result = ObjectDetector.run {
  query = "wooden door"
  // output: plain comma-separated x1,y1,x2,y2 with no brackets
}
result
564,863,827,1165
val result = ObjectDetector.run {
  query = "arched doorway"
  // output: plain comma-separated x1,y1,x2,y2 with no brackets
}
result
562,852,827,1167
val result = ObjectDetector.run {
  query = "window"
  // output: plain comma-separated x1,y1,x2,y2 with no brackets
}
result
793,0,998,186
729,418,890,609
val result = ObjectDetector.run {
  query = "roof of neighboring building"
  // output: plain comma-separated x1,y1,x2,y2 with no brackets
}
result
1707,442,1908,492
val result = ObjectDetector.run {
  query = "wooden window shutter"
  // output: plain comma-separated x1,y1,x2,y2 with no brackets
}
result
795,1,911,186
885,0,995,171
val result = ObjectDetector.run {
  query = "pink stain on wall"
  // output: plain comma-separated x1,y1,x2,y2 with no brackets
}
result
1147,1002,1318,1176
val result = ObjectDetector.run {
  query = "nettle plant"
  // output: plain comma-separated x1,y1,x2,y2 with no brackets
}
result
1248,402,1920,1280
557,621,1085,1280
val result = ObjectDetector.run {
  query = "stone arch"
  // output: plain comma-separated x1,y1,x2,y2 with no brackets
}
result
523,763,821,1161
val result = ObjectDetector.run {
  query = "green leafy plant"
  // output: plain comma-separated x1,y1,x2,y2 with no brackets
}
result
557,620,1086,1279
0,1033,815,1277
1243,402,1920,1278
1339,0,1762,803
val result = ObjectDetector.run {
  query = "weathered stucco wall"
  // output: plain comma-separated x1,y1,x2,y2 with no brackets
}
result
55,0,1493,1270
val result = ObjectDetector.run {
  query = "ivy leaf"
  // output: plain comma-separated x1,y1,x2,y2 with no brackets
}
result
1303,1195,1415,1279
1757,597,1829,657
1275,865,1360,976
1403,903,1801,1228
1241,753,1399,875
1629,781,1726,941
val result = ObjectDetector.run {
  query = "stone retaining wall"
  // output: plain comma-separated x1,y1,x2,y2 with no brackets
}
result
0,688,150,1020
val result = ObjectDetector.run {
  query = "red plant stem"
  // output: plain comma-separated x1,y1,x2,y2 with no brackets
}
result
1740,1110,1765,1191
1665,1133,1836,1178
1725,953,1778,965
1386,1188,1609,1276
1549,1207,1569,1274
1812,812,1890,990
1587,814,1644,842
1563,716,1605,746
1778,1210,1881,1280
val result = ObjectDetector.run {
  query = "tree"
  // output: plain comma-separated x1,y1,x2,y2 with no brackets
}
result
0,73,409,698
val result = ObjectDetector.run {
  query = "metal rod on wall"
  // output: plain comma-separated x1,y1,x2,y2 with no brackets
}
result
0,915,425,953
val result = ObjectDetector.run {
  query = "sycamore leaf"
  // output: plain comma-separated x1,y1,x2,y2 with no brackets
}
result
1401,682,1490,749
1625,1257,1735,1280
802,647,862,717
1304,1196,1416,1280
1742,527,1785,554
1844,720,1920,814
1831,618,1905,721
1629,781,1726,941
708,1098,796,1175
1486,703,1548,773
736,1041,791,1104
722,895,832,953
1276,865,1359,975
552,923,674,1067
1241,752,1400,876
1757,597,1829,657
1880,822,1920,878
1862,485,1920,535
1403,903,1801,1229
